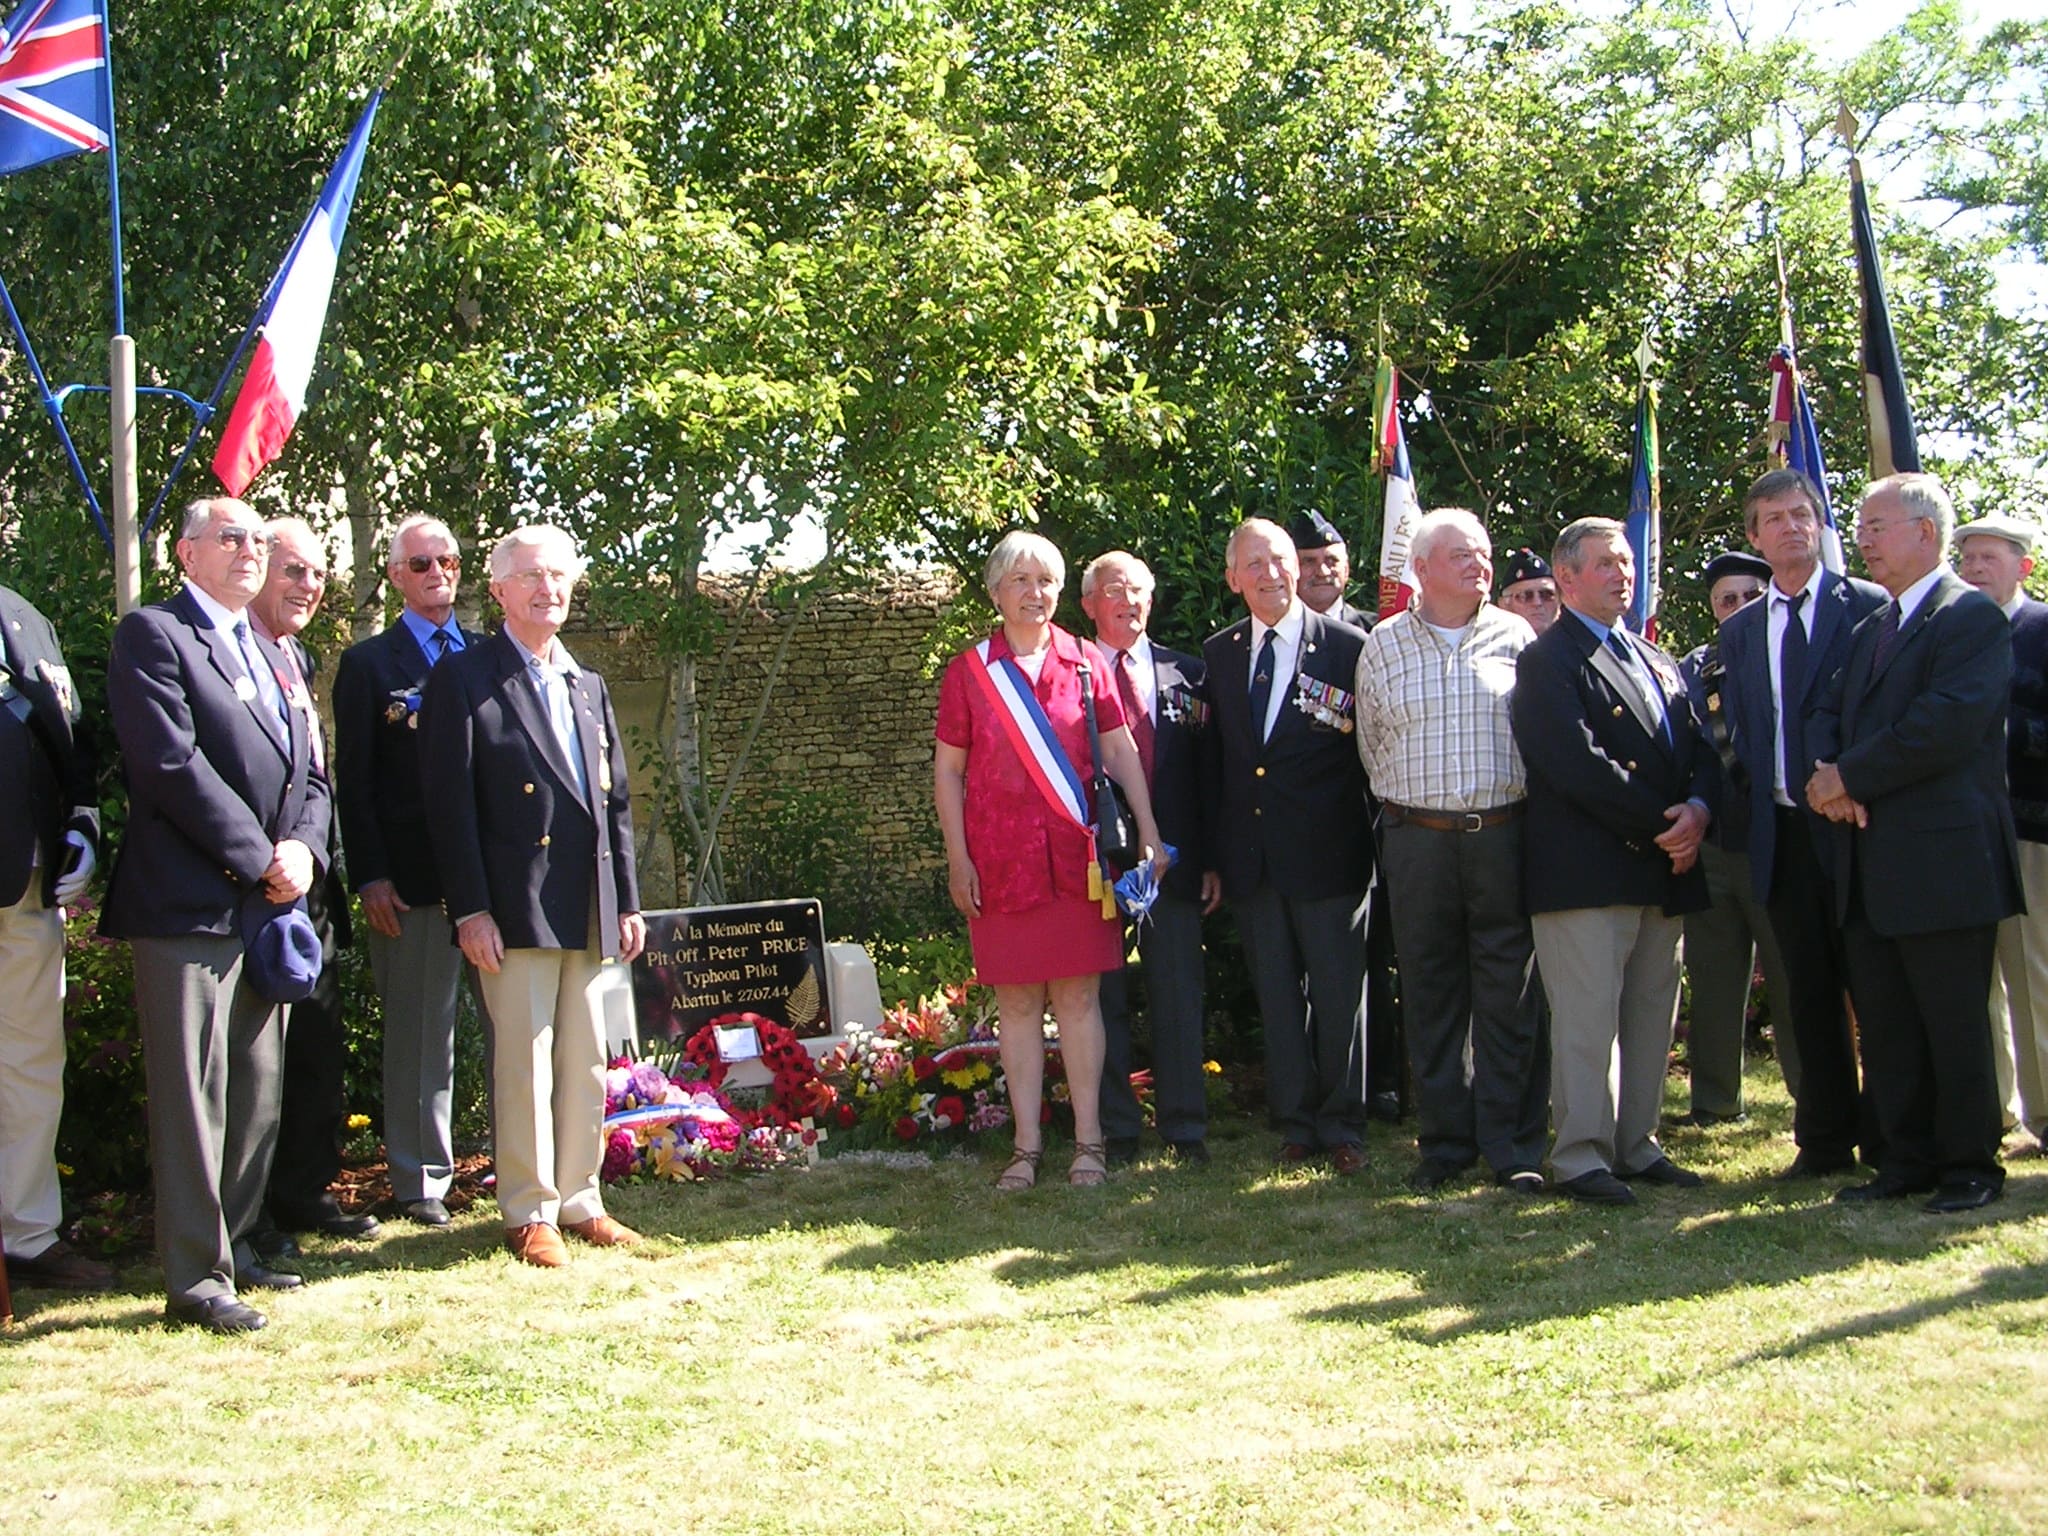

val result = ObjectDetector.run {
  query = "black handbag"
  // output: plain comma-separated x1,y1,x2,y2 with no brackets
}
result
1076,662,1138,873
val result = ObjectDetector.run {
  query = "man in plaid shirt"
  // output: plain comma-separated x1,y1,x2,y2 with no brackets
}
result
1355,508,1550,1196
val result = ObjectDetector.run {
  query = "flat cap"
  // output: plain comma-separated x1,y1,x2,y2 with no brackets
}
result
1954,513,2039,556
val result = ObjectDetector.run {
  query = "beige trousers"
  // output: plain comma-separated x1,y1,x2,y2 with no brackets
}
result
1990,838,2048,1140
477,944,610,1231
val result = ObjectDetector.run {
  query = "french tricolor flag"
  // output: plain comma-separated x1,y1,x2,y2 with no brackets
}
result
212,91,380,496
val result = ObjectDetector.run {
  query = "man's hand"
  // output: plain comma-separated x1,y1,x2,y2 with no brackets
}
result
1200,870,1223,915
358,878,410,940
264,839,315,902
1654,800,1709,871
458,912,506,975
620,911,647,964
1805,761,1870,827
53,831,94,906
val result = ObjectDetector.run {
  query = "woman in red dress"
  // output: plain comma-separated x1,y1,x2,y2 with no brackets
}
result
934,531,1165,1189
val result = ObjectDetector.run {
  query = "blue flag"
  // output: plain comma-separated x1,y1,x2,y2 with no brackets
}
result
1625,378,1659,635
0,0,111,177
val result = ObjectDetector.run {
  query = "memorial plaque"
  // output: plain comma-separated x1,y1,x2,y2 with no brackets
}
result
630,899,835,1048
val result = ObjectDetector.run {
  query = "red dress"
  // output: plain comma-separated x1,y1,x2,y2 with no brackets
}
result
935,624,1128,985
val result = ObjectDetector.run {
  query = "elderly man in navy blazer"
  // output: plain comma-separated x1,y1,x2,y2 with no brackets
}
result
1714,468,1889,1179
1080,550,1211,1165
420,524,645,1268
1955,511,2048,1151
1201,518,1374,1170
1808,473,2021,1212
333,515,487,1228
1510,516,1714,1205
102,497,331,1332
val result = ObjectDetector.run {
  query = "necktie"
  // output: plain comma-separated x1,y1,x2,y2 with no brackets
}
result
1870,599,1902,676
1607,630,1670,745
1115,649,1155,782
429,626,456,663
1778,590,1809,799
235,620,287,740
275,642,324,772
1248,629,1278,745
532,658,588,797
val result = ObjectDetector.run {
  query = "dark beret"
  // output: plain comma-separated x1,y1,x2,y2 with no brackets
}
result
1701,550,1773,589
1499,548,1551,589
1288,510,1345,551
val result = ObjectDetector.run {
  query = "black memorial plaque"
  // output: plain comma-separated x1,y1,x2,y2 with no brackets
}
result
630,899,834,1046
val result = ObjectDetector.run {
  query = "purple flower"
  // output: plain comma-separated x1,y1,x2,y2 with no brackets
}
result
630,1061,672,1105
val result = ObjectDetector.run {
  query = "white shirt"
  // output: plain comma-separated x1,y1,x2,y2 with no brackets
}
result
1893,565,1946,629
185,582,286,732
1765,565,1825,805
1249,602,1305,741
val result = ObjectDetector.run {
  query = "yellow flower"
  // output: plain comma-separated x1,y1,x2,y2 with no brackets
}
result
55,1161,74,1177
346,1113,372,1130
1203,1060,1222,1075
941,1066,983,1089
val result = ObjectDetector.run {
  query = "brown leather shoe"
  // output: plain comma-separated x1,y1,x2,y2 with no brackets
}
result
506,1222,569,1267
563,1214,642,1247
1329,1143,1368,1176
6,1238,116,1292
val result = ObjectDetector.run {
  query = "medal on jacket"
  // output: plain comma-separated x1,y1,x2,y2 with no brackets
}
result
234,676,258,704
1293,675,1355,732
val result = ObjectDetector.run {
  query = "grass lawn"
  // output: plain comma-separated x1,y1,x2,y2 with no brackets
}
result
4,1064,2046,1536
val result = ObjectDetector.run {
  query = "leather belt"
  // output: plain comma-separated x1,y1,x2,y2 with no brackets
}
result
1382,801,1525,832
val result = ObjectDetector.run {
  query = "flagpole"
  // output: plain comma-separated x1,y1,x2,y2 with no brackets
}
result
100,0,139,612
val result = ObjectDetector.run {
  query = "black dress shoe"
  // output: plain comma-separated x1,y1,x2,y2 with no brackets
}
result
313,1211,380,1238
1776,1150,1859,1181
234,1261,304,1291
1618,1157,1704,1188
249,1228,302,1263
1557,1169,1638,1206
398,1197,452,1227
165,1295,268,1334
1165,1139,1210,1166
1835,1171,1935,1203
1366,1091,1404,1122
1924,1180,2002,1214
1104,1137,1140,1169
1674,1108,1747,1129
1405,1156,1473,1194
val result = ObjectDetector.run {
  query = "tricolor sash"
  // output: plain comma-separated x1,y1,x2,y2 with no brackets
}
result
966,639,1113,911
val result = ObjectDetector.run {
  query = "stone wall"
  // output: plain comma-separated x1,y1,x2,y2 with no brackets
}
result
312,567,962,917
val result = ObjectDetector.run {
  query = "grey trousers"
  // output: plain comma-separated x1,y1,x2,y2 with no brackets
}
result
132,934,284,1306
1680,841,1796,1117
1098,894,1208,1144
369,905,468,1202
1239,883,1369,1149
1533,905,1682,1182
1380,819,1549,1173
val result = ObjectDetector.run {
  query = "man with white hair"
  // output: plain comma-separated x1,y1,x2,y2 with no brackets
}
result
420,525,646,1265
1356,509,1548,1195
333,515,487,1229
250,517,380,1245
1809,474,2021,1210
1955,511,2048,1152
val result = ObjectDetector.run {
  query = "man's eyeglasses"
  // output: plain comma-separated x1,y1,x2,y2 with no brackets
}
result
204,525,268,553
507,567,575,588
282,561,327,585
405,554,461,575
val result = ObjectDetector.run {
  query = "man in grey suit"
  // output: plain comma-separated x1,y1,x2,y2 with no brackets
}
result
102,498,331,1332
1809,473,2020,1211
332,515,485,1228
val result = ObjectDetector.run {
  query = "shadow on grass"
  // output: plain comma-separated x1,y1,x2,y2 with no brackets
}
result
1717,1258,2048,1370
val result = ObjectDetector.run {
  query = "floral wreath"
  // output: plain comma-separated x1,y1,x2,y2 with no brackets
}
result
681,1011,836,1130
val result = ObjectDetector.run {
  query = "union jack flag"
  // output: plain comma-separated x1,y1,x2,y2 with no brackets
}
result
0,0,111,178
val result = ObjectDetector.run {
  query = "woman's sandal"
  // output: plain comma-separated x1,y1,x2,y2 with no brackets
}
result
1069,1141,1108,1187
995,1145,1041,1191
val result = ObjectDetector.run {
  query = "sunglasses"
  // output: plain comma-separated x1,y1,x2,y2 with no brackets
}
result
405,554,461,574
282,561,328,584
204,525,269,553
